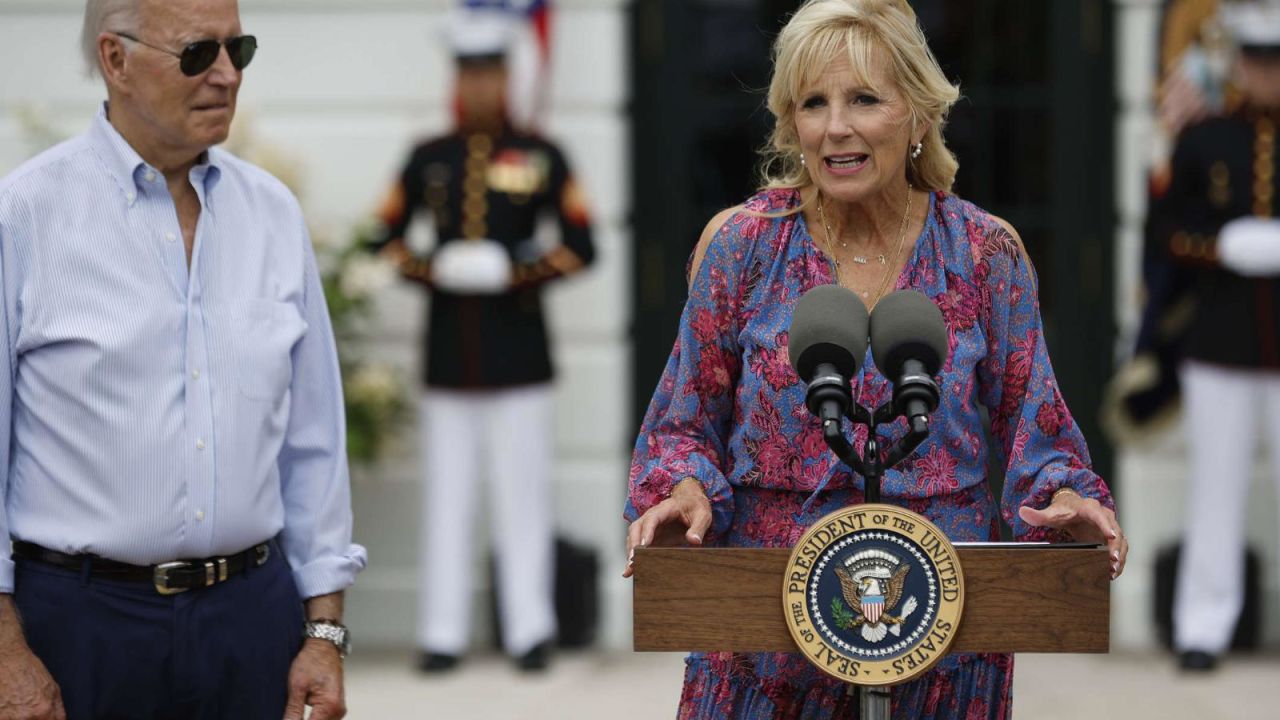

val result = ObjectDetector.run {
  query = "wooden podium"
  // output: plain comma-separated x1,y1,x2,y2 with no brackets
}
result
632,287,1113,714
633,543,1109,655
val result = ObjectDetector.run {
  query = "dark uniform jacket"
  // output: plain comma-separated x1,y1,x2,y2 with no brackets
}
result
375,126,595,388
1147,104,1280,369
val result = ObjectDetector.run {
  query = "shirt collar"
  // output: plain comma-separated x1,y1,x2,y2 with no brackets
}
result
88,103,224,211
192,158,223,216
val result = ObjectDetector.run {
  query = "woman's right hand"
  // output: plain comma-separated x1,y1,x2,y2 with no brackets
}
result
623,478,712,578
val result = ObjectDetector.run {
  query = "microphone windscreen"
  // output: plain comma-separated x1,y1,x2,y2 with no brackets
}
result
787,285,870,381
869,290,948,378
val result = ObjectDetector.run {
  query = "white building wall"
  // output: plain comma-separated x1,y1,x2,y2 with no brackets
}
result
0,0,633,651
1111,0,1280,650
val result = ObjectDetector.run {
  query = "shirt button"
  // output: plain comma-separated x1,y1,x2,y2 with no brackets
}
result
144,170,156,182
126,192,136,203
166,232,177,242
195,510,205,521
192,369,201,380
196,439,206,451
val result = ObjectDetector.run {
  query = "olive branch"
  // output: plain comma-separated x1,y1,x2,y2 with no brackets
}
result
830,596,857,630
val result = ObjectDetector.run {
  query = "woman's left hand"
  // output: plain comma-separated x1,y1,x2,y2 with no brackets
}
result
1018,491,1128,580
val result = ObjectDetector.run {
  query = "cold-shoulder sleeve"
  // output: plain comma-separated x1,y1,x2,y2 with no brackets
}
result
624,217,748,540
974,228,1116,541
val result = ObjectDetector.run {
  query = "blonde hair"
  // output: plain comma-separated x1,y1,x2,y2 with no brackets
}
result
761,0,960,201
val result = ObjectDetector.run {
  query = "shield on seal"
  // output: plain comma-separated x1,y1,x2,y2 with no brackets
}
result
861,594,885,625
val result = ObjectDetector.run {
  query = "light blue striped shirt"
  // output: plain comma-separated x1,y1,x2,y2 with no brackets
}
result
0,108,367,598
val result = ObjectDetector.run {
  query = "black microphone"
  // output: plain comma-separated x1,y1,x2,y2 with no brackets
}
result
787,285,870,425
869,290,948,425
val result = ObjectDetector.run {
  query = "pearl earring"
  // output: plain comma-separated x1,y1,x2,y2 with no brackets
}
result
800,153,806,167
910,142,923,159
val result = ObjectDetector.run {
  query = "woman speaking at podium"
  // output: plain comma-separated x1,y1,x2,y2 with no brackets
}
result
623,1,1127,717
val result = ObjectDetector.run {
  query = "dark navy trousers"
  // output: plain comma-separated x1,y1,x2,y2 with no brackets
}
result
13,543,304,720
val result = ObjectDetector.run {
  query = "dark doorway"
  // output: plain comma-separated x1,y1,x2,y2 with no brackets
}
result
629,0,1116,481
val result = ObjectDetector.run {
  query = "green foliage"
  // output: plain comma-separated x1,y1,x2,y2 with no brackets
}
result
831,596,857,630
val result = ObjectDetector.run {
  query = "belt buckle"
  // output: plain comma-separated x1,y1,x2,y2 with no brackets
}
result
153,561,191,595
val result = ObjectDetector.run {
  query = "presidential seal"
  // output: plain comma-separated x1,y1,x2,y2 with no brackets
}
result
783,504,965,686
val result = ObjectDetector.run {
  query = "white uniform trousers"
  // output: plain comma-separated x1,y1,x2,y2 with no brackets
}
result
1174,361,1280,652
417,385,557,656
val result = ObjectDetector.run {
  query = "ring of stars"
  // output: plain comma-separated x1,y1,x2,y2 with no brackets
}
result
806,530,940,660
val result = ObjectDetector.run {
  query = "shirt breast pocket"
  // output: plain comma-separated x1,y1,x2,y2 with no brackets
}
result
232,299,307,402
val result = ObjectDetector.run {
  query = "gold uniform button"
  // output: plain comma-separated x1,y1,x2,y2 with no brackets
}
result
1172,232,1191,256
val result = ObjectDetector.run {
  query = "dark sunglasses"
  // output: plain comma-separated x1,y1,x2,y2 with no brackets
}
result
116,32,257,76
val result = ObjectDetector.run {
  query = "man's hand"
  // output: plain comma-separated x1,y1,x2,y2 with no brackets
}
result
0,596,65,720
0,637,65,720
282,639,345,720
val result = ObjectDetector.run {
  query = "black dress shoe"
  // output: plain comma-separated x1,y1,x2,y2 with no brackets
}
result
514,641,552,672
418,651,460,673
1179,650,1218,672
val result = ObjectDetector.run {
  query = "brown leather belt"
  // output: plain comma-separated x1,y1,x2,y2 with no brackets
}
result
12,540,271,595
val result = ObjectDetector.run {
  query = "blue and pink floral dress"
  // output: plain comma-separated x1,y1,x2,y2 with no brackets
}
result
626,188,1116,719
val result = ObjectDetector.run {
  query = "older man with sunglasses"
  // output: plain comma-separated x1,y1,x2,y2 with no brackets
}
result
0,1,365,719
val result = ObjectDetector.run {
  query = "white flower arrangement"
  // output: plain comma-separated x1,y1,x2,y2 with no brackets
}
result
339,252,398,299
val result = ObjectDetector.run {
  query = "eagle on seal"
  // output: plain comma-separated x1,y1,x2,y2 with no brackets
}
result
835,551,919,642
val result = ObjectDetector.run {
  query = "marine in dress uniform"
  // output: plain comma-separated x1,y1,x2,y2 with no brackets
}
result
1144,0,1280,672
371,8,594,672
1106,0,1228,441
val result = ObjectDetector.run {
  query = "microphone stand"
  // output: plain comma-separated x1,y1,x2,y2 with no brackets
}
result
818,399,932,720
820,402,930,506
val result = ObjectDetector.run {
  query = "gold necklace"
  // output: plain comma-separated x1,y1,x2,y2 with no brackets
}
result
817,197,881,264
816,186,915,307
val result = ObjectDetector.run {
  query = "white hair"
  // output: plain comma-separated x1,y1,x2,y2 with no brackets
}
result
81,0,142,77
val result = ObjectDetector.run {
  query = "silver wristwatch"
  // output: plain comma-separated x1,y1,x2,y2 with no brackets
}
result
303,620,352,658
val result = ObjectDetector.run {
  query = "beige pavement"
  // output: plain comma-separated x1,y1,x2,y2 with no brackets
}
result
344,650,1280,719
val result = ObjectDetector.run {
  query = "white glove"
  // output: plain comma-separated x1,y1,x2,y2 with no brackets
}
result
431,239,513,294
1217,217,1280,277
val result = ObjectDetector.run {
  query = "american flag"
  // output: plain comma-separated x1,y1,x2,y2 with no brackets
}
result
461,0,553,131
